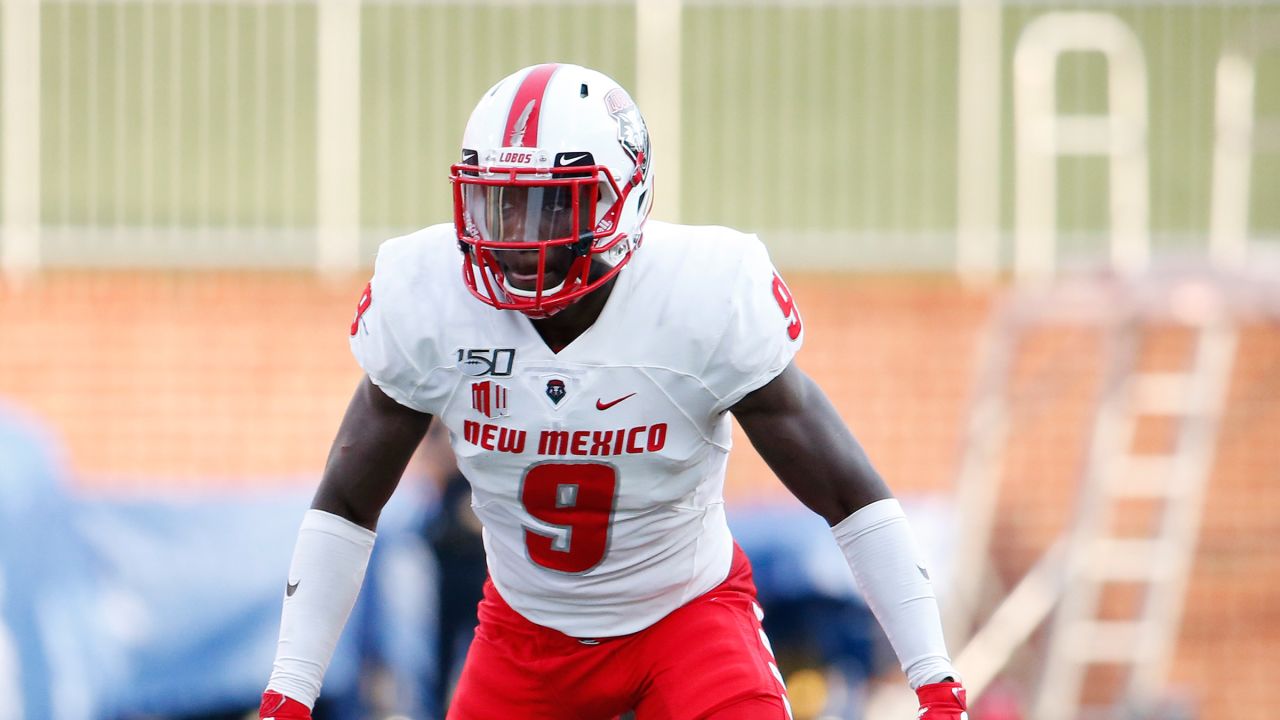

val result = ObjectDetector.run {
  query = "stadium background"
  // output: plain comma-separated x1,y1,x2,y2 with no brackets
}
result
0,1,1277,719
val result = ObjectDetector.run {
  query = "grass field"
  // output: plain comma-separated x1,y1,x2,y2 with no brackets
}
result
21,1,1280,266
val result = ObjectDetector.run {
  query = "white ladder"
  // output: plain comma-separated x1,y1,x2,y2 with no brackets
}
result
1031,314,1237,720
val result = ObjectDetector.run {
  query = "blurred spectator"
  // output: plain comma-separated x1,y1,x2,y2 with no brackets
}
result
414,423,487,717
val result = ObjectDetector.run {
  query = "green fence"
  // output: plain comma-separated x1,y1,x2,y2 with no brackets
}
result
21,1,1280,268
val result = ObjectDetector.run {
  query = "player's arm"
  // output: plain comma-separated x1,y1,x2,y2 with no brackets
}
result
729,361,890,525
261,375,432,719
312,375,434,530
730,362,967,718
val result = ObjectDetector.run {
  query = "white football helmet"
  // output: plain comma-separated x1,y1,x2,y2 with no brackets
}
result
451,63,654,318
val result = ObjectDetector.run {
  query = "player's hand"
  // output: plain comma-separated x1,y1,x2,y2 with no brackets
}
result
916,680,968,719
260,690,311,720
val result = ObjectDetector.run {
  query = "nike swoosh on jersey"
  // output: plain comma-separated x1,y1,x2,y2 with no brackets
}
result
560,153,590,165
595,393,636,411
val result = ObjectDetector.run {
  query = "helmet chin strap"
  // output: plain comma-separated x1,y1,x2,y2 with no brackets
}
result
502,277,571,318
516,304,565,320
501,276,568,300
494,252,598,317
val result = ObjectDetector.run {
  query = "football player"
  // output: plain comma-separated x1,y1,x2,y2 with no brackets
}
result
260,63,967,720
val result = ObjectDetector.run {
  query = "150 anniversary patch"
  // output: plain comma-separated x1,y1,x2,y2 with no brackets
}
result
456,348,516,377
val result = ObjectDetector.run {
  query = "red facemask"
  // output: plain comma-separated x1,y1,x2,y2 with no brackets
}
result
451,162,636,318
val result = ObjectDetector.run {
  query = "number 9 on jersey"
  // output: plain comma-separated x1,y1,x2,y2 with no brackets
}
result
521,462,618,573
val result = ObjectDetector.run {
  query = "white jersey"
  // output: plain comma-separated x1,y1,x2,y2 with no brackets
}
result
350,220,804,637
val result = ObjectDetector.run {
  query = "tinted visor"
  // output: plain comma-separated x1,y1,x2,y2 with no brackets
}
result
462,183,596,245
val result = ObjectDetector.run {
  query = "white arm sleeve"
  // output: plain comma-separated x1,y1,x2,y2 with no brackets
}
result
831,498,957,689
266,509,376,707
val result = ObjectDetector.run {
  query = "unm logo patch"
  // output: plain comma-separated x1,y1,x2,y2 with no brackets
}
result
471,380,509,419
532,371,574,410
545,379,567,405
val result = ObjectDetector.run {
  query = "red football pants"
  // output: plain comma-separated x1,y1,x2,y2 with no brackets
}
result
447,545,792,720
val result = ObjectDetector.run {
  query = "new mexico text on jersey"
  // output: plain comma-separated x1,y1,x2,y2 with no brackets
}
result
350,220,803,638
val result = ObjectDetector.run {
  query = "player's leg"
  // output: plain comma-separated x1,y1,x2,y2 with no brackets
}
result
445,596,549,719
630,546,792,720
447,579,639,720
701,695,792,719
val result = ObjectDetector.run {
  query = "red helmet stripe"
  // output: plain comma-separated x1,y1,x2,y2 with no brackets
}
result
503,63,559,148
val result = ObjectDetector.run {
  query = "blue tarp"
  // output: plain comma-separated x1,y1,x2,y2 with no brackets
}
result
0,405,437,720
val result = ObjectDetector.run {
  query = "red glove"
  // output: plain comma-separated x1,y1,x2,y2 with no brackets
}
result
260,691,311,720
916,681,968,719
